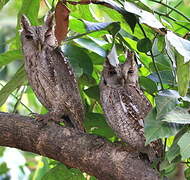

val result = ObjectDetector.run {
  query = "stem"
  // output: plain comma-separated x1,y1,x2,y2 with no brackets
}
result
151,0,190,22
138,23,164,90
163,138,167,159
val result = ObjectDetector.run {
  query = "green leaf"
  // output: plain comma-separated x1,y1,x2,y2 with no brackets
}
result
178,132,190,160
166,31,190,63
185,167,190,180
0,65,27,106
33,157,52,180
0,147,5,156
155,94,178,120
124,2,163,30
42,164,85,180
63,44,93,76
137,38,152,53
82,20,120,36
18,0,40,26
0,0,10,10
176,53,190,96
139,76,157,94
0,163,9,175
74,38,106,57
162,107,190,124
144,108,180,144
0,50,23,67
84,113,115,139
84,86,100,101
148,70,174,85
166,143,180,163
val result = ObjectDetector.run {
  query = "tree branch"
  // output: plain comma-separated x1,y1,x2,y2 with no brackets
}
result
0,112,159,180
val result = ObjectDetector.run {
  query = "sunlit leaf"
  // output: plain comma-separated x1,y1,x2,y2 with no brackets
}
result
162,107,190,124
74,38,106,57
124,2,164,30
178,132,190,160
176,53,190,96
166,31,190,63
107,45,119,67
0,50,23,67
18,0,40,26
0,65,27,106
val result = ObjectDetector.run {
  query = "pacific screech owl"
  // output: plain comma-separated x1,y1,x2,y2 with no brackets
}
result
100,51,163,161
20,13,85,132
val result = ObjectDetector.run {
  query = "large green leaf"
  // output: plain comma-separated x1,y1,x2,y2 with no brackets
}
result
0,50,23,67
166,31,190,63
148,70,174,85
84,85,100,101
0,65,27,107
84,113,115,139
74,38,106,57
155,94,178,121
165,143,180,163
139,76,157,94
162,107,190,124
42,164,85,180
63,44,93,76
124,2,164,30
144,108,180,144
178,132,190,160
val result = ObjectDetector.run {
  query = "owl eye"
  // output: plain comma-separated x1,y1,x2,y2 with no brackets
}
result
25,35,33,40
45,34,51,38
109,70,117,76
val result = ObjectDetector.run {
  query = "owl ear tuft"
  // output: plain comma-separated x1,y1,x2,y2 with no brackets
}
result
21,15,31,30
44,12,54,29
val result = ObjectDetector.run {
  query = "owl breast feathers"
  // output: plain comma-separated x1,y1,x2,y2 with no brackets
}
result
100,51,163,161
20,13,85,131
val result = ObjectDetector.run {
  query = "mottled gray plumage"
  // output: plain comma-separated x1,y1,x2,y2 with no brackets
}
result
100,51,162,161
20,13,85,131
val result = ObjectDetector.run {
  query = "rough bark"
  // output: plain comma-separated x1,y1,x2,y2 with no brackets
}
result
0,112,159,180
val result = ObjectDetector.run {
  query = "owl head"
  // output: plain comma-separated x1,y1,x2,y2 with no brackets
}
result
20,12,57,52
102,50,138,87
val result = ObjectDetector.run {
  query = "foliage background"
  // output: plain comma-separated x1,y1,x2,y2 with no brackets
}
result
0,0,190,179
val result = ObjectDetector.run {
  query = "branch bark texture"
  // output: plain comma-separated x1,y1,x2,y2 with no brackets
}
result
0,112,159,180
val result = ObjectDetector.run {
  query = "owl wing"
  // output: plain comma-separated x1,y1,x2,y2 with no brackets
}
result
48,48,85,131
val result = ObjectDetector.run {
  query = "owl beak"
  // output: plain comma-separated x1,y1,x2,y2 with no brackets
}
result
37,41,43,52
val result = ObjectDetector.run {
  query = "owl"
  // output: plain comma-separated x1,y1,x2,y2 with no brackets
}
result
100,50,163,161
20,13,85,132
